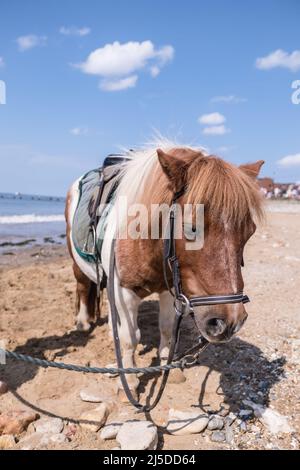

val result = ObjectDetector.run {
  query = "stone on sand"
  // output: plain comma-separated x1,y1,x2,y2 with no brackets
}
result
0,409,39,436
19,433,45,450
40,433,69,445
34,417,64,435
79,403,109,432
79,386,114,403
207,415,224,431
80,390,103,403
116,420,158,450
168,369,186,384
100,423,122,440
0,434,16,449
166,409,209,435
210,431,226,443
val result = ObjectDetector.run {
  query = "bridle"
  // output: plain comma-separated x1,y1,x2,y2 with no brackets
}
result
107,186,250,412
163,187,250,316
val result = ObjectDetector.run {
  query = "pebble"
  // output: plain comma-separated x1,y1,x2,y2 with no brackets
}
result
34,417,64,435
168,369,186,384
224,412,237,426
239,409,253,419
19,433,46,450
207,415,224,431
79,403,109,432
0,381,8,395
219,405,230,417
210,431,226,443
64,424,78,439
40,433,69,445
100,423,122,440
225,424,234,444
239,421,247,432
0,409,39,435
166,409,209,435
80,389,109,403
0,434,16,449
116,420,158,450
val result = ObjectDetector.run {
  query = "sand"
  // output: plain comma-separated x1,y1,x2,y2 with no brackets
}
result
0,207,299,450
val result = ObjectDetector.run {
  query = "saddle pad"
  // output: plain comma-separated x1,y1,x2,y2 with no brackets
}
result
72,169,102,262
72,161,126,263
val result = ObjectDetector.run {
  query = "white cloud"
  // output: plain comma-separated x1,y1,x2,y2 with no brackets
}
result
100,75,138,91
198,112,226,126
277,153,300,167
16,34,47,51
70,127,89,136
0,57,4,67
202,125,230,136
211,95,247,103
256,49,300,72
60,26,91,37
150,65,160,77
74,40,174,91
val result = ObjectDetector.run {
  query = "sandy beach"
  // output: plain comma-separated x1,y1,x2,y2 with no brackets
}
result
0,204,299,450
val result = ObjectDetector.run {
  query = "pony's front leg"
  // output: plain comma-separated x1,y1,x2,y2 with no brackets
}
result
159,291,186,383
113,281,141,402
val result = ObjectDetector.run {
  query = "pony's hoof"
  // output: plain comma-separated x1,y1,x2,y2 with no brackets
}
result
117,387,139,403
168,368,186,384
76,320,91,332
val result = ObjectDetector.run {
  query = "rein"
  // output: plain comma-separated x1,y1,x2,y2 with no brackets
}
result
106,187,250,412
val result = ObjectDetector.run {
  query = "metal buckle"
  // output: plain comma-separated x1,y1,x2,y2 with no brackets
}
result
82,225,97,256
180,354,201,368
174,293,193,318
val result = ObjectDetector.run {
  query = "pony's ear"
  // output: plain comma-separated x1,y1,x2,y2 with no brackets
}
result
239,160,265,179
157,148,188,189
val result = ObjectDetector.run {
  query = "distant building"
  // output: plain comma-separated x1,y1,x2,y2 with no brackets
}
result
257,177,274,192
257,177,299,200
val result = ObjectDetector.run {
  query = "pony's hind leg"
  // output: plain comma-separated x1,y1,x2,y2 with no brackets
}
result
73,262,97,331
159,291,186,383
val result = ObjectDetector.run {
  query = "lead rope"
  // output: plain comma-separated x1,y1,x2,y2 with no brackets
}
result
108,237,184,413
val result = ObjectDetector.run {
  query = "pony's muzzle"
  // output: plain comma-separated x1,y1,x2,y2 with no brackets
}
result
195,305,248,343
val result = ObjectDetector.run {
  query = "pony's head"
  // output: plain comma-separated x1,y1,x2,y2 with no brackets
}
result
157,147,264,343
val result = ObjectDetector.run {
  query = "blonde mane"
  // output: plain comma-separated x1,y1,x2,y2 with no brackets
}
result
115,139,264,227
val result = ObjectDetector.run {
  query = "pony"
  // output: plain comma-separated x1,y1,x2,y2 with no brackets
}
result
65,139,264,400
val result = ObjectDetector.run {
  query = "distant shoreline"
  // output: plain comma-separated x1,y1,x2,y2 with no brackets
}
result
0,192,66,202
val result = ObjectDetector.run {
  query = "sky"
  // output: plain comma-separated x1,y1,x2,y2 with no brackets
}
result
0,0,300,196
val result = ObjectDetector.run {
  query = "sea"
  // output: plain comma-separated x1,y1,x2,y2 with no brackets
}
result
0,192,66,251
1,193,300,254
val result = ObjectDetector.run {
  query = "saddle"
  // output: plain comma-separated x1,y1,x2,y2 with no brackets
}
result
72,154,131,263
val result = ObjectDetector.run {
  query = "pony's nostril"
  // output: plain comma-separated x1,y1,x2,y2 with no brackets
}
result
206,318,227,337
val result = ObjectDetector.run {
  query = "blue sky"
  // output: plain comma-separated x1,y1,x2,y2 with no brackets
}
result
0,0,300,196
